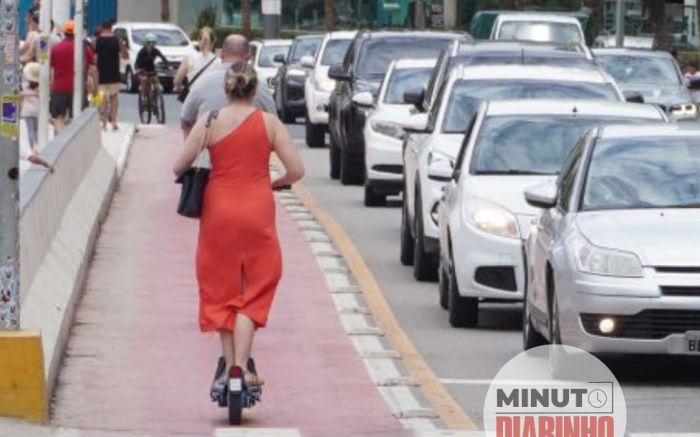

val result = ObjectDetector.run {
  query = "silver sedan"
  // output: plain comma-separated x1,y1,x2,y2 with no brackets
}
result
523,124,700,355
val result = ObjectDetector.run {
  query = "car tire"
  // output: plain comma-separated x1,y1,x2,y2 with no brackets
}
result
413,192,438,281
340,150,364,185
126,68,138,94
448,261,479,328
400,199,414,266
523,287,547,350
364,183,386,207
329,146,340,180
438,260,449,310
306,122,326,148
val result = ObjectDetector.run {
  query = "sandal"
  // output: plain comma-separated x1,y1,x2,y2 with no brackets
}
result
210,356,227,402
245,357,264,387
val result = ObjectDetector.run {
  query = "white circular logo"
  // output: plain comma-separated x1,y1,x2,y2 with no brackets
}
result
483,345,627,437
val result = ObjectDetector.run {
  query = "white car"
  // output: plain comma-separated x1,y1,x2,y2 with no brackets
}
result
490,13,585,45
251,39,292,92
113,22,196,93
303,31,356,148
400,64,624,282
437,100,667,328
362,59,436,207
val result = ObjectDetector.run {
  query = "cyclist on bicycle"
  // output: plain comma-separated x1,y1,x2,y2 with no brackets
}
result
135,33,169,96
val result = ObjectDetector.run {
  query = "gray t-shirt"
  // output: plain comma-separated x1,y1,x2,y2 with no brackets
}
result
180,62,277,126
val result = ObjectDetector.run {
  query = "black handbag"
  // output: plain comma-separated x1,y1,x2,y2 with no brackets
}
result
176,111,218,218
177,55,218,103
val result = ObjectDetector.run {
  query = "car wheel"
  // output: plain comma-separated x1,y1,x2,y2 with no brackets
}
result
126,68,138,94
340,150,364,185
413,192,438,281
549,289,562,345
329,145,340,180
438,259,449,310
399,199,415,266
523,286,547,350
364,183,386,207
448,260,478,328
306,121,326,148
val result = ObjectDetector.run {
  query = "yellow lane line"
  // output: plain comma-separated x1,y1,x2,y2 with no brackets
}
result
291,181,478,430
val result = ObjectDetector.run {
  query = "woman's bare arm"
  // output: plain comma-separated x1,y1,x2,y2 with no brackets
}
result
268,114,304,188
173,113,208,176
174,55,189,91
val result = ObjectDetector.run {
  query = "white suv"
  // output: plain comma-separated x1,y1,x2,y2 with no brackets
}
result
437,99,666,328
113,22,195,93
490,13,585,45
400,64,624,281
251,39,292,92
362,58,436,206
303,31,356,148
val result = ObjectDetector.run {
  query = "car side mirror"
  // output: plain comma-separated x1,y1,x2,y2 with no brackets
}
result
328,64,350,81
400,113,429,133
352,91,374,107
300,56,315,69
427,161,453,182
624,91,645,103
524,183,558,209
403,88,426,112
273,54,286,65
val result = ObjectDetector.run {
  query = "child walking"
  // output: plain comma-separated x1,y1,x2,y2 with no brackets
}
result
20,62,54,172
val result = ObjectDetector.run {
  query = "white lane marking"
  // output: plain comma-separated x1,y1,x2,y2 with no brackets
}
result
438,378,494,386
214,428,302,437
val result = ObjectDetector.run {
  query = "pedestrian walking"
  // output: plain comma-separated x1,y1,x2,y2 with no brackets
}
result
180,35,276,139
20,62,40,150
174,26,220,100
49,20,98,133
96,19,128,130
172,62,304,407
20,13,40,64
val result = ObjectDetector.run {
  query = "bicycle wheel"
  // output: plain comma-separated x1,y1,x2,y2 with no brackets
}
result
155,88,166,124
138,90,151,124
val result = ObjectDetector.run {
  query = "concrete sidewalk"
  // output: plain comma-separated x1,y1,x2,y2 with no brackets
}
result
6,126,404,437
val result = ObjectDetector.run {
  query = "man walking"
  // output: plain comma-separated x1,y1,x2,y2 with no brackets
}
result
96,19,128,130
180,34,276,139
49,20,98,133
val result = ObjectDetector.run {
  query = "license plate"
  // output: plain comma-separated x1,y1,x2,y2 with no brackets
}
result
229,378,242,391
685,331,700,354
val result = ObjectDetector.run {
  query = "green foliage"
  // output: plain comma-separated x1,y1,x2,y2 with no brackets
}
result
197,6,217,30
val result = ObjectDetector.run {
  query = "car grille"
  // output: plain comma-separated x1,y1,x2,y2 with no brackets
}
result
655,266,700,274
660,286,700,296
285,84,304,101
474,266,517,292
581,310,700,339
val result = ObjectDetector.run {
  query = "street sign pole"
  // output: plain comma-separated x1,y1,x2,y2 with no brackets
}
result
38,0,52,149
615,0,625,48
0,0,22,330
262,0,281,40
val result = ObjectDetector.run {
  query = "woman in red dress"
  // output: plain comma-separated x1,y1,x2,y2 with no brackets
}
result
174,62,304,398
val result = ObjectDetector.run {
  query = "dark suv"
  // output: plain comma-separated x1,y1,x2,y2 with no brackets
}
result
273,34,323,123
327,30,463,185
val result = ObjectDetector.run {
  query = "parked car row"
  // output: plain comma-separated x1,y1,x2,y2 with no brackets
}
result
294,20,700,359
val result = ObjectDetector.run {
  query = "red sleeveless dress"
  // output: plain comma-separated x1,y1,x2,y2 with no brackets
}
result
196,110,282,332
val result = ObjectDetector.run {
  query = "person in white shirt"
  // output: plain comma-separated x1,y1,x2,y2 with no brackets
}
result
174,26,220,93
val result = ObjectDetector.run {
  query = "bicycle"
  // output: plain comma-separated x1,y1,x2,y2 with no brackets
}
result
137,72,166,125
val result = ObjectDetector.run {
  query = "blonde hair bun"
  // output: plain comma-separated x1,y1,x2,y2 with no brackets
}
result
225,62,258,101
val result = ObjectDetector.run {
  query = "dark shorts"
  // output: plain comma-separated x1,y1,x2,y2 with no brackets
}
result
50,92,73,119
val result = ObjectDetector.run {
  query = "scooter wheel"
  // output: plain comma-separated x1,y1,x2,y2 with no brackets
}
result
228,366,244,425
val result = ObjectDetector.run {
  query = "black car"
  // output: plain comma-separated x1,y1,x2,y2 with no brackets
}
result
327,30,464,185
273,34,323,123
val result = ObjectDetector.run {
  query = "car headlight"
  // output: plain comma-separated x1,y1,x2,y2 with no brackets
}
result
315,77,335,93
427,149,454,168
463,197,519,239
371,120,403,140
573,236,643,278
670,103,698,118
287,68,307,77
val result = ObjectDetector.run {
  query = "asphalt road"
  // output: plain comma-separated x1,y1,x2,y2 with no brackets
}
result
147,93,700,434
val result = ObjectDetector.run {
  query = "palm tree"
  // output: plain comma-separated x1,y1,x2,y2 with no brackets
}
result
325,0,334,31
242,0,251,38
643,0,668,50
584,0,603,37
161,0,170,22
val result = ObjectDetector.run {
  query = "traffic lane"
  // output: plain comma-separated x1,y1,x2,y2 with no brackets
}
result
291,128,522,419
290,123,700,433
119,91,181,126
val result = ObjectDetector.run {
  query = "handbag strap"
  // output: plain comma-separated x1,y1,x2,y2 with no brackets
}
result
195,110,219,169
188,55,218,89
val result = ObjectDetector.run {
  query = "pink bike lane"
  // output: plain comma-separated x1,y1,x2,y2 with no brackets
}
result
50,126,406,437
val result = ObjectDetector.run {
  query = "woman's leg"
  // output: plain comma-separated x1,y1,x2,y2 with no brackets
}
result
218,329,235,372
233,314,256,372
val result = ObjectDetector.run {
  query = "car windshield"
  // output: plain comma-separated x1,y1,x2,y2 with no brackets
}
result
442,80,619,133
356,37,452,76
582,136,700,211
498,21,582,44
132,29,189,46
470,116,652,176
289,37,322,63
596,55,681,86
321,39,352,66
460,54,592,68
384,67,433,104
259,45,289,68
